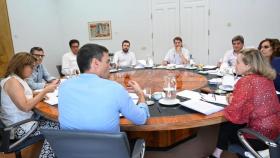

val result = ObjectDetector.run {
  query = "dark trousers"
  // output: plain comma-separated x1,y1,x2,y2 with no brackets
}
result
217,122,267,151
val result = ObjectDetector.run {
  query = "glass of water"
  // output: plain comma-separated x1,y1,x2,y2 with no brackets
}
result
163,75,177,100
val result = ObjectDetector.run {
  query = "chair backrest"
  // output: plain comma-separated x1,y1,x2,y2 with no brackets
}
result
41,129,132,158
56,65,64,77
236,128,280,158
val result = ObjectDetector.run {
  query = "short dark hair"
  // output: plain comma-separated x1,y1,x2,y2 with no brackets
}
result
77,43,109,73
173,36,183,43
122,40,130,46
30,47,43,54
69,39,79,47
232,35,244,44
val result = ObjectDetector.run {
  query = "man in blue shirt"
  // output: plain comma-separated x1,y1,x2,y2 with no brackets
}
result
26,47,59,90
58,43,150,132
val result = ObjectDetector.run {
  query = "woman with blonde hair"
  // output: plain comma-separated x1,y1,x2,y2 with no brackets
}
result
210,48,280,158
0,52,59,157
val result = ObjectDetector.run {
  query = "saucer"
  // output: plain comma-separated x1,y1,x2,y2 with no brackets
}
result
214,89,227,94
166,67,176,70
219,85,233,91
144,65,153,68
198,71,208,75
159,98,180,106
109,69,118,73
185,66,197,70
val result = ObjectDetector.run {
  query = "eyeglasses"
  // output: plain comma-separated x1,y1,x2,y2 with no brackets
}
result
33,54,45,58
71,45,79,48
261,45,271,49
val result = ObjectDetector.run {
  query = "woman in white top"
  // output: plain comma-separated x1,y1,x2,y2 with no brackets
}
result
0,52,58,158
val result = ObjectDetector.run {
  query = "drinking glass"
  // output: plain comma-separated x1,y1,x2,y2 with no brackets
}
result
63,68,71,78
163,75,177,100
143,88,152,100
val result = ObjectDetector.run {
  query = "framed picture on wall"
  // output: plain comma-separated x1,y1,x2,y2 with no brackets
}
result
88,21,112,40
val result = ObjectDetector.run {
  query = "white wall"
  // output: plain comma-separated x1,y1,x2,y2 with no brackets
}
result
7,0,64,76
208,0,280,64
7,0,280,73
57,0,153,60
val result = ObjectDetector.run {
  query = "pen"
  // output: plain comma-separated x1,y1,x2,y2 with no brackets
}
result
212,93,216,101
157,105,162,113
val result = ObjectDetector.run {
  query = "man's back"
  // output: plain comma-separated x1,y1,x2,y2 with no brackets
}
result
58,73,148,133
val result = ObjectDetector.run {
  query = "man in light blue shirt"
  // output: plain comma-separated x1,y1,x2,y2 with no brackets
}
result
58,43,150,133
162,36,190,65
26,47,59,90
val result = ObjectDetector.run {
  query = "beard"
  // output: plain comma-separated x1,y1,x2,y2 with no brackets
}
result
122,48,129,53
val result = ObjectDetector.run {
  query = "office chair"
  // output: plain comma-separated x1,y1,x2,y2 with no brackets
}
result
0,80,44,158
229,128,280,158
56,65,64,77
41,129,145,158
0,118,44,158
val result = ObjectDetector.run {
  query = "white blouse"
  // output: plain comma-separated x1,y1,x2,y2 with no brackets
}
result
0,75,34,132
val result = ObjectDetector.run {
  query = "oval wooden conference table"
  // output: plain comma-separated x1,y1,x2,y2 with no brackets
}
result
35,68,226,148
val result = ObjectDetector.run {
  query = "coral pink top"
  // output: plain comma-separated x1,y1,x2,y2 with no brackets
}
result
224,74,280,140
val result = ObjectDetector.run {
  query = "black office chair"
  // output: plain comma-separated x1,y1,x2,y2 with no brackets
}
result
41,129,145,158
0,81,44,158
0,118,44,158
229,128,280,158
56,65,64,77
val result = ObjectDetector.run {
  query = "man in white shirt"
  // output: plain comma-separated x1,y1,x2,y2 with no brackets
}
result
162,36,190,65
62,39,80,75
113,40,136,67
220,35,245,71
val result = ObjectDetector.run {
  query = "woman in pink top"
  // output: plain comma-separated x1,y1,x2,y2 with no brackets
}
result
210,48,280,158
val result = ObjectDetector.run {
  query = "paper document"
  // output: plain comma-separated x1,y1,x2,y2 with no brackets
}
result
180,99,224,115
200,94,228,105
177,90,201,100
44,90,58,105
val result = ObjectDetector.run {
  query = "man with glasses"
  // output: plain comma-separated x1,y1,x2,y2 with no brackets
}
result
220,35,245,71
62,39,80,75
27,47,59,90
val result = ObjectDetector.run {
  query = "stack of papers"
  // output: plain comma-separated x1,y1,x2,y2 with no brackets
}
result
177,89,228,105
180,99,224,115
44,90,58,105
201,94,228,105
177,90,202,100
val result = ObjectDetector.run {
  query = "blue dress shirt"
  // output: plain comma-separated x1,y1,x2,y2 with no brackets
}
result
58,73,150,133
26,64,55,90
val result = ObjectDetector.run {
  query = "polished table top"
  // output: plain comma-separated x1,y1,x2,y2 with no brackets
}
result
34,68,226,132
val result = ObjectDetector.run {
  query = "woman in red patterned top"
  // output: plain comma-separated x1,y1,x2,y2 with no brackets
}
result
210,48,280,158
